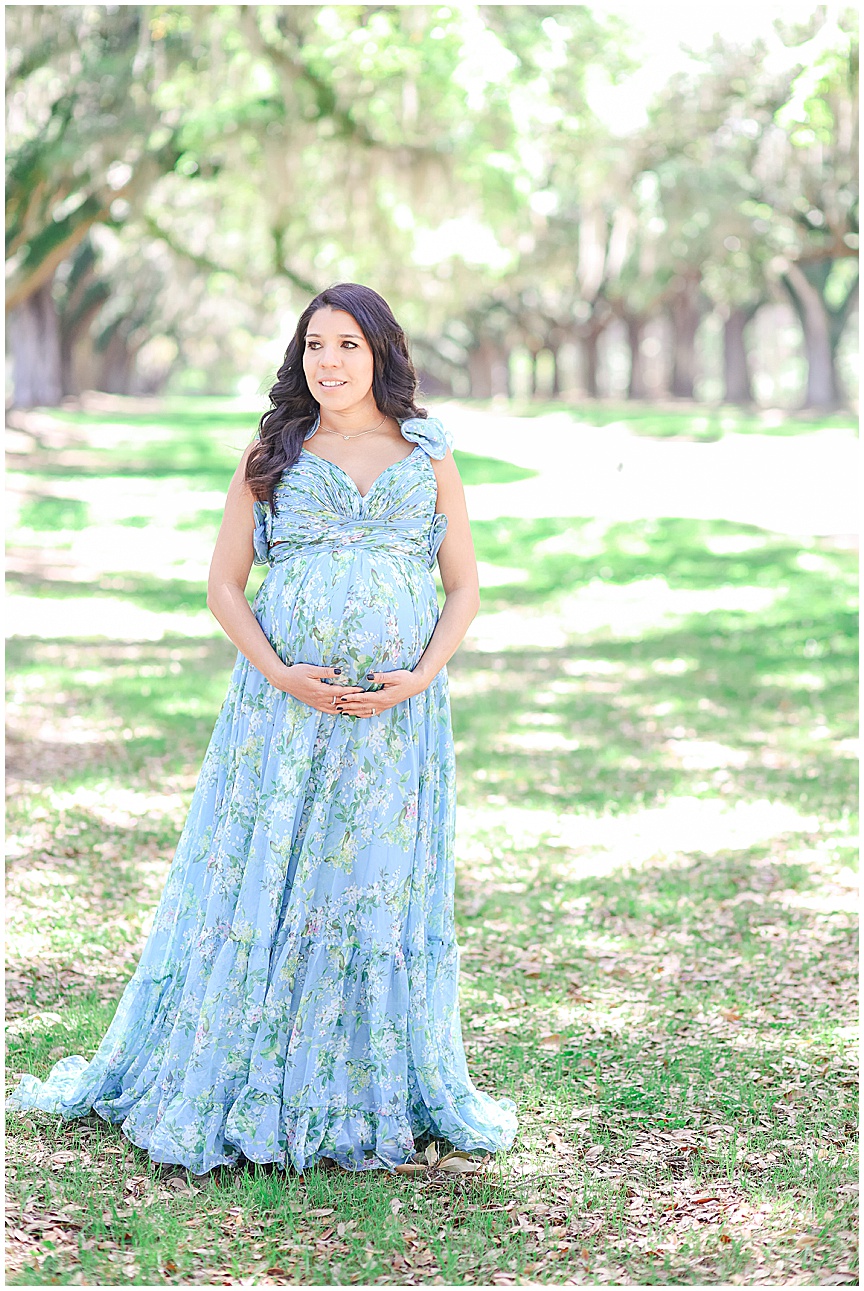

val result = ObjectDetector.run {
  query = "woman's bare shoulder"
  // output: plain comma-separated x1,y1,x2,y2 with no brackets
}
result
235,440,259,475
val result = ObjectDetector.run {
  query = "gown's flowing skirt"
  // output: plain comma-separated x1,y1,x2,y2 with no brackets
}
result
6,540,518,1175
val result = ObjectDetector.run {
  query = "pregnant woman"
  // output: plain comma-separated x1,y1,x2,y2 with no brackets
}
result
6,282,519,1177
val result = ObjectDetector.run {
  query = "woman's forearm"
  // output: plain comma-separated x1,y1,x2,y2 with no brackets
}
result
208,578,478,691
206,582,290,685
412,585,480,685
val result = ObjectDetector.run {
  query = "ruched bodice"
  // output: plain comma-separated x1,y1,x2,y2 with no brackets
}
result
248,413,454,689
252,415,451,570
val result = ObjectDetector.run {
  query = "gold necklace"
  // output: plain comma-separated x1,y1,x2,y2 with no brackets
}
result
318,414,387,442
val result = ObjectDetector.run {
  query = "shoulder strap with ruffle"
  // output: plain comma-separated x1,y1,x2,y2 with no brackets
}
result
399,416,453,460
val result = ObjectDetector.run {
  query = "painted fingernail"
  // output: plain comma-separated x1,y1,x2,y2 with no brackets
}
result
366,673,375,680
334,667,342,674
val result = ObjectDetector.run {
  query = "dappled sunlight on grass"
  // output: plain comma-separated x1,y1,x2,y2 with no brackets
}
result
5,403,857,1286
469,397,859,438
46,783,194,831
456,796,825,883
467,576,787,651
449,405,858,537
470,515,857,606
6,597,218,641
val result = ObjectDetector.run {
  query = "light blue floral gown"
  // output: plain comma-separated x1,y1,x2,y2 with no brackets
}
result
6,414,519,1176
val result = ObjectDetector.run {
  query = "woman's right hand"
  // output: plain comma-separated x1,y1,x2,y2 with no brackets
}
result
269,662,366,713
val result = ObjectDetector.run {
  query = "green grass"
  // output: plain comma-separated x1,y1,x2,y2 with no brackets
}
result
17,495,91,531
18,403,537,483
468,397,858,439
5,400,858,1285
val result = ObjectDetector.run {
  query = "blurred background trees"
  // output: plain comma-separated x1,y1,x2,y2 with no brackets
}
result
5,3,859,410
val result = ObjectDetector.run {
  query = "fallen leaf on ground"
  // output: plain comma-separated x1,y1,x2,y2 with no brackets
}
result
439,1153,485,1174
539,1033,563,1050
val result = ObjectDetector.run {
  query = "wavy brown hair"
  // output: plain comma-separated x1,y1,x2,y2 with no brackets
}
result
245,283,427,508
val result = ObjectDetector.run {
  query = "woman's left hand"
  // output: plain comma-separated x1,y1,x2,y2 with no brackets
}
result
333,669,426,718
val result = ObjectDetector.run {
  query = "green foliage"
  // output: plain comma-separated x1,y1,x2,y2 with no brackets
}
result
6,5,859,409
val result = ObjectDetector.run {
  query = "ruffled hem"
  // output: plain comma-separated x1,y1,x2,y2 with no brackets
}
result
7,1070,513,1178
6,934,518,1178
225,1087,418,1174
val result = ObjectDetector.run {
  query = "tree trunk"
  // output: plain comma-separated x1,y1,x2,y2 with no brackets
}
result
626,316,649,399
8,279,63,408
550,347,561,397
97,330,138,395
60,285,112,396
582,330,600,398
723,306,758,405
137,363,176,396
468,339,494,399
469,339,510,398
669,279,701,398
782,261,844,409
491,346,511,398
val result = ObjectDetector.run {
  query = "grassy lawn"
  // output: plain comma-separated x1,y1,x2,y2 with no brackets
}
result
468,397,859,440
5,402,858,1286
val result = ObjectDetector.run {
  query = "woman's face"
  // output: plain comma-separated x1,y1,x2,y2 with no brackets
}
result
302,307,375,410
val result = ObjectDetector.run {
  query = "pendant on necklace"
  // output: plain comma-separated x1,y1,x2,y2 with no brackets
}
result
342,435,350,440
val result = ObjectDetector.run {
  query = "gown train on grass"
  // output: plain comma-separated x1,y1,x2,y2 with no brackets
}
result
6,414,519,1175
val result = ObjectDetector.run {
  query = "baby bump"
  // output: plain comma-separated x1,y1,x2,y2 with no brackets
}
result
253,549,440,685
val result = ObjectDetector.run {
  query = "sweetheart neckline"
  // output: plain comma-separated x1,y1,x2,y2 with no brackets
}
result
300,444,423,500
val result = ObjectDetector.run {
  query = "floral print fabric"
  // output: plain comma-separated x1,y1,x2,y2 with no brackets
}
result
6,414,519,1176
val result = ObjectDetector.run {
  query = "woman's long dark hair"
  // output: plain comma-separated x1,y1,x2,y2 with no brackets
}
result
245,283,427,508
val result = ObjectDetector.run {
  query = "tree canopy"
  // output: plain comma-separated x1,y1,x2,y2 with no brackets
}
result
5,3,859,408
